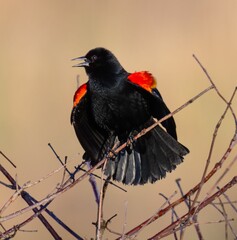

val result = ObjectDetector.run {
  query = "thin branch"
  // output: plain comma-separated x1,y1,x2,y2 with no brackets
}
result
196,219,235,225
104,214,122,237
131,191,177,239
191,55,237,211
221,191,237,213
191,199,237,205
199,154,237,211
121,200,128,240
49,143,127,192
148,176,237,240
59,156,68,187
87,162,100,205
78,164,127,192
0,151,16,168
159,193,179,240
124,139,237,238
217,188,237,238
0,164,63,240
1,201,57,239
0,184,25,215
218,197,228,240
29,194,83,239
175,178,190,209
48,143,74,179
96,159,108,240
192,215,204,240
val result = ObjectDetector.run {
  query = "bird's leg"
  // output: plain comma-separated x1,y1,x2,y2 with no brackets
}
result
103,135,120,161
105,148,117,160
126,131,137,153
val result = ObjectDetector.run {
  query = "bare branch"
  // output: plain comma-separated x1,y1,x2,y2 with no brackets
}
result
148,176,237,240
190,55,237,211
96,159,108,240
131,191,177,239
0,151,16,168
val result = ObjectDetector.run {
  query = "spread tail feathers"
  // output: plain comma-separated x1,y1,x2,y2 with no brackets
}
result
104,125,189,185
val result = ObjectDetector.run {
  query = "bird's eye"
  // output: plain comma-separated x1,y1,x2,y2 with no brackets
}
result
91,55,98,62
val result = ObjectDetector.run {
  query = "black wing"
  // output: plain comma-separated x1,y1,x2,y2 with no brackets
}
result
71,92,112,164
151,88,177,140
126,80,177,140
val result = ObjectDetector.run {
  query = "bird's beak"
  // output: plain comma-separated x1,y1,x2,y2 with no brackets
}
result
71,56,90,67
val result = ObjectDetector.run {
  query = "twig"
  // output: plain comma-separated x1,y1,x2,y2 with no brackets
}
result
131,191,177,239
0,162,68,216
191,199,237,205
159,193,179,240
0,183,25,215
199,154,237,211
50,143,127,192
87,162,100,205
0,151,16,168
121,132,237,238
191,55,237,212
218,197,228,240
0,164,62,239
0,159,107,223
221,190,237,213
0,201,58,239
60,156,68,187
104,214,122,237
28,194,83,240
148,176,237,240
96,159,108,240
48,143,73,179
193,215,204,240
175,178,190,209
196,219,235,225
78,164,127,192
121,201,128,240
217,188,237,238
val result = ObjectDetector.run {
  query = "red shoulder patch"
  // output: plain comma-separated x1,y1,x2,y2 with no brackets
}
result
127,71,156,92
73,83,87,107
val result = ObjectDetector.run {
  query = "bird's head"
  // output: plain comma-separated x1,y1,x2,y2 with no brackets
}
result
72,48,125,78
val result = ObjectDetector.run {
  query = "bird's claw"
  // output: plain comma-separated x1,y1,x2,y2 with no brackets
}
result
126,134,136,151
105,148,117,160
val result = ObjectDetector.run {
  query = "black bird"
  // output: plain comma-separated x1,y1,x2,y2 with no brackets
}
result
71,47,189,185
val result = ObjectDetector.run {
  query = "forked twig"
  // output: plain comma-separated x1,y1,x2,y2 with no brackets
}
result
190,55,237,213
0,164,62,239
148,176,237,240
131,191,177,239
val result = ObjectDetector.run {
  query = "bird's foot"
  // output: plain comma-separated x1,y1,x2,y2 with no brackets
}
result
105,148,117,160
126,133,137,152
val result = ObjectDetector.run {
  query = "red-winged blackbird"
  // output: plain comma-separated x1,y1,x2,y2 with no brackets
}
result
71,48,189,185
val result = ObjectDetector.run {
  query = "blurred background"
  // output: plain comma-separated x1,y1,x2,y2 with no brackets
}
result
0,1,237,239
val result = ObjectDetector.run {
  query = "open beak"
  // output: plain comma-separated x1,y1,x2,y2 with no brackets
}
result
71,56,90,67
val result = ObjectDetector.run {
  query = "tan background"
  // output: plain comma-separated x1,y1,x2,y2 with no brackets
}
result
1,1,237,239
